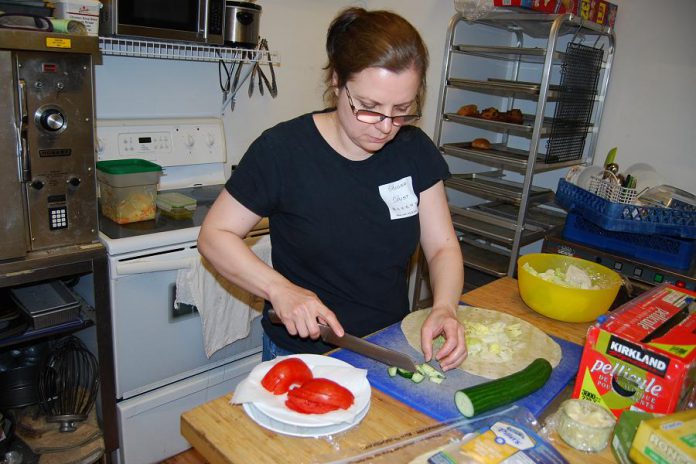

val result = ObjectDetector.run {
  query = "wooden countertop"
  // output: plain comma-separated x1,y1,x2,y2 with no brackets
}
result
181,277,616,463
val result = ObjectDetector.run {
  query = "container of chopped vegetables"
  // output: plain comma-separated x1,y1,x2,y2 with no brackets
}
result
97,159,162,224
517,253,622,322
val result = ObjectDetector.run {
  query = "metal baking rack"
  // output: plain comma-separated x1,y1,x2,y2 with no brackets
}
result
98,37,280,65
441,142,581,174
445,171,554,205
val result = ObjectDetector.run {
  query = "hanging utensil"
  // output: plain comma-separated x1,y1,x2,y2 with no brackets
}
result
217,50,232,105
248,61,256,98
261,39,278,98
232,51,245,92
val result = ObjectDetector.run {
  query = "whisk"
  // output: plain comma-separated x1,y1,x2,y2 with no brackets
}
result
38,336,100,432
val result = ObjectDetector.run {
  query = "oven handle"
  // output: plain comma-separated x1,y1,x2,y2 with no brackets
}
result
114,251,200,276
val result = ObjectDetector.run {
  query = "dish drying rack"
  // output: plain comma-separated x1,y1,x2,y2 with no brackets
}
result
588,172,639,204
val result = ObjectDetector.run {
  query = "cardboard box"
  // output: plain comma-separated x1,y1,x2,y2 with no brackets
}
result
493,0,617,27
572,284,696,419
52,0,102,36
611,410,660,464
629,409,696,464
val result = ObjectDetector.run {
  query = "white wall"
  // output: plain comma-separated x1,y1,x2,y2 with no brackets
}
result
593,0,695,193
94,0,695,192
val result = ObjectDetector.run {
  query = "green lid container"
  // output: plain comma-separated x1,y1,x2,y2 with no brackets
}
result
96,159,162,188
96,159,162,174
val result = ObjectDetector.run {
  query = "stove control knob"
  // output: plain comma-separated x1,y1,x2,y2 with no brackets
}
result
31,178,45,190
185,134,195,148
68,176,81,188
205,133,215,147
39,108,66,132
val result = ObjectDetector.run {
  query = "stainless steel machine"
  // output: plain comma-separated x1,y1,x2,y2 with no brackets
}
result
0,29,100,261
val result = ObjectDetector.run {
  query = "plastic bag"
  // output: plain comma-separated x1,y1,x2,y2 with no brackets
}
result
453,0,496,21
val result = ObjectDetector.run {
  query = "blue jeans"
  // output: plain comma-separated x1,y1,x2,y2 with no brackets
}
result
262,333,296,361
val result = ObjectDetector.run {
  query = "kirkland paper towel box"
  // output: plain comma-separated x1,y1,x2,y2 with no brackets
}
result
53,0,102,36
572,283,696,419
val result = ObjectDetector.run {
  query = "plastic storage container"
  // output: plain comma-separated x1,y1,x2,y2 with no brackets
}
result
563,212,696,271
156,192,197,220
96,159,162,224
555,178,696,238
52,0,102,36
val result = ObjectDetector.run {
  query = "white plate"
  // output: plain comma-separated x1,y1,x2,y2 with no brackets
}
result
623,163,663,192
240,354,371,428
243,400,370,438
575,165,605,190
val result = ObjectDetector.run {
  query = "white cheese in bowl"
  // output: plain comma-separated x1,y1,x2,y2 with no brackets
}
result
556,399,616,452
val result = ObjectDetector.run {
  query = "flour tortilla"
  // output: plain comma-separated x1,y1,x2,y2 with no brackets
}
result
401,305,561,379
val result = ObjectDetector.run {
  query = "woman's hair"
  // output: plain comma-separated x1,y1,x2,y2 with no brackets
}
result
323,7,429,107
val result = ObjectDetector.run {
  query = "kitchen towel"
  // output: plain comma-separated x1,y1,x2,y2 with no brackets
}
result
175,234,271,357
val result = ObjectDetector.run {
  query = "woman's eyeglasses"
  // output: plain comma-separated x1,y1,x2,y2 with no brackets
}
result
345,86,421,127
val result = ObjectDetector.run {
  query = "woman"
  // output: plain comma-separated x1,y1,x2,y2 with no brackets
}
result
198,7,466,371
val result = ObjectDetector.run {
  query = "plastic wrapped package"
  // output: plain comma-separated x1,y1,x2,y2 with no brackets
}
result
545,399,616,452
316,405,568,463
453,0,496,21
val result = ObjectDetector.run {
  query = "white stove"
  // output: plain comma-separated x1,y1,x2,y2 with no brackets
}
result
75,118,265,463
95,117,228,254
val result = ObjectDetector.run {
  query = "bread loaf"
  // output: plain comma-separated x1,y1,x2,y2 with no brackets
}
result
471,138,491,149
456,104,479,117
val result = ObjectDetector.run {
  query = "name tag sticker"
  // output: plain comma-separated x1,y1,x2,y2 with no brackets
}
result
379,176,418,220
46,37,72,49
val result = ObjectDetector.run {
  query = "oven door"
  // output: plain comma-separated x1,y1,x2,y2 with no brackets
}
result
108,242,262,400
114,0,225,45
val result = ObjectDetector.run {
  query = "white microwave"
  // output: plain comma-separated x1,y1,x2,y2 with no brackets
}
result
100,0,226,45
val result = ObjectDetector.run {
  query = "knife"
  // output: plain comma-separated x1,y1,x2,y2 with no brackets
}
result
267,309,419,372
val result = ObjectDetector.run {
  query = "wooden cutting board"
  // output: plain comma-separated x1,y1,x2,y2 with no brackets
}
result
330,321,583,421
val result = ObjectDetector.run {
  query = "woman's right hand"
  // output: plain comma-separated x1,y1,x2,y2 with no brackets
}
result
268,282,345,340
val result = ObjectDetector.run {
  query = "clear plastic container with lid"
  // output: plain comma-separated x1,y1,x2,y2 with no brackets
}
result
156,192,197,220
556,399,616,452
96,159,162,224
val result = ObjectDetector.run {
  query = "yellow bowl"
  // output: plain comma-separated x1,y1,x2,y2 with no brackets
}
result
517,253,622,323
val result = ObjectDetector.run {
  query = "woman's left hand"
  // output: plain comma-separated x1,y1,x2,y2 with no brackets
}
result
420,305,467,371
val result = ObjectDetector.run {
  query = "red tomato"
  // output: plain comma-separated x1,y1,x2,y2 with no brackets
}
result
260,358,313,395
285,378,355,414
285,396,337,414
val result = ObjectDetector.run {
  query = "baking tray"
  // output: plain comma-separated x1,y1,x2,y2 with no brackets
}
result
10,280,81,330
444,112,553,137
449,205,547,246
441,142,582,174
453,45,565,64
445,172,554,205
475,201,567,230
448,77,564,100
458,237,509,277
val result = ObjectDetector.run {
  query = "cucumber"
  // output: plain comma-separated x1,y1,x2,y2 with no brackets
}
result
454,358,552,418
389,363,445,384
418,363,445,380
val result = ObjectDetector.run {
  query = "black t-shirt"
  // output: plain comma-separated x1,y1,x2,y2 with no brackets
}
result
226,111,450,354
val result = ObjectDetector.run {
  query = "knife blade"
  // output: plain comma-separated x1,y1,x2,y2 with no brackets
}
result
267,309,419,372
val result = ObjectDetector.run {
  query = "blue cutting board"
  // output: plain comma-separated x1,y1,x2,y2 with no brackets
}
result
330,322,582,422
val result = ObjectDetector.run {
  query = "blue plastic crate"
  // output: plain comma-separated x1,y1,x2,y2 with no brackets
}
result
563,212,695,271
556,179,696,238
